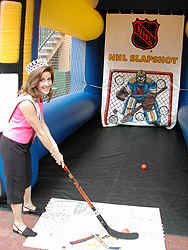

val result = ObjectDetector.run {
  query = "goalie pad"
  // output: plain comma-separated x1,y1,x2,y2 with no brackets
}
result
116,86,129,101
142,93,156,111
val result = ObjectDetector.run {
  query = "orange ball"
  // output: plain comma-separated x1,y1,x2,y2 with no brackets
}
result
122,228,130,233
141,164,147,171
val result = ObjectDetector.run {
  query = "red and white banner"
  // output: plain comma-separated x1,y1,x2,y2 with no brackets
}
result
101,14,185,129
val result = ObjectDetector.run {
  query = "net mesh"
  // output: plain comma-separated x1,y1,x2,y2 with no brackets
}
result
38,27,85,101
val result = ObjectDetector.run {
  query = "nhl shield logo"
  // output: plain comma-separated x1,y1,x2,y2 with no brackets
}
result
132,18,160,50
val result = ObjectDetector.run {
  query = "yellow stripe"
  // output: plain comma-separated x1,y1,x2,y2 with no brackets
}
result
150,111,155,121
0,1,22,63
22,0,35,85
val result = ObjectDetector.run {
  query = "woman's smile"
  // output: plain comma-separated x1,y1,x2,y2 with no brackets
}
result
38,71,52,95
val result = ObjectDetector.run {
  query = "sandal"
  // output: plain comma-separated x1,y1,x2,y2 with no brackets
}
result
22,205,42,216
13,224,37,237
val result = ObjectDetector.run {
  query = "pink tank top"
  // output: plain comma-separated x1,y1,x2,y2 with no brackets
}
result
3,94,43,144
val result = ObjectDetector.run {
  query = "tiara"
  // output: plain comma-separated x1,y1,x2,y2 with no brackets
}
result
25,58,48,75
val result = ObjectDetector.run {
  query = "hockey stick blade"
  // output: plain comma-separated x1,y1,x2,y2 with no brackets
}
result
96,213,138,240
63,165,139,240
105,225,139,240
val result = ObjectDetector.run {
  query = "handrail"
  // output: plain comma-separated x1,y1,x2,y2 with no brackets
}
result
39,30,56,51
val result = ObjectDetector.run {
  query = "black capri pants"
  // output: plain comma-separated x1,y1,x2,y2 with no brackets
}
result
0,135,32,205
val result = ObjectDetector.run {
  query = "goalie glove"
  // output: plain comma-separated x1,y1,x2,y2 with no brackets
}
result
116,86,129,101
142,93,156,111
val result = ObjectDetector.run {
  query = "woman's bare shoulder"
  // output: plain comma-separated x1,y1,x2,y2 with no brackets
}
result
19,100,36,113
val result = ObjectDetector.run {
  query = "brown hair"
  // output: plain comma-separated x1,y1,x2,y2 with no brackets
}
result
18,66,54,102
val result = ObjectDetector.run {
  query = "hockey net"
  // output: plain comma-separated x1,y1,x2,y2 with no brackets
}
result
104,69,173,127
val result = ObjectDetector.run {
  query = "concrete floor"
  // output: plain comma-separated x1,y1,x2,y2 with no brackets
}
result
0,210,38,250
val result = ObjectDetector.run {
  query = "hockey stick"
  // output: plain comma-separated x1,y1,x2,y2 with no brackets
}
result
70,234,121,249
121,86,167,122
63,164,139,240
70,234,96,245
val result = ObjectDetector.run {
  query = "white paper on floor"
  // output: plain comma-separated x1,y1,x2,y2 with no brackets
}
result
23,198,166,250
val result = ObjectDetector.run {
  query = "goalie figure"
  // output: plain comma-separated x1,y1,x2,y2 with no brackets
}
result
116,70,160,125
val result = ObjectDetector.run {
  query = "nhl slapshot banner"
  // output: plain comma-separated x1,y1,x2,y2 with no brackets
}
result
101,14,185,129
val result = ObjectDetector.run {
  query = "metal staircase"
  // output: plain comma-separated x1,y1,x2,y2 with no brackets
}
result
38,31,64,63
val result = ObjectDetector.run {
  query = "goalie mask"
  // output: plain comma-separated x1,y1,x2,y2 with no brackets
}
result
136,70,146,85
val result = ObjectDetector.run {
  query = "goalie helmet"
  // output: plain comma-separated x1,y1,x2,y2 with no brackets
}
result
136,70,146,84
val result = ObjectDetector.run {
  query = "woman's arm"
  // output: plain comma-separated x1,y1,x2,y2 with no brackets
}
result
41,119,58,151
19,100,64,166
41,118,64,163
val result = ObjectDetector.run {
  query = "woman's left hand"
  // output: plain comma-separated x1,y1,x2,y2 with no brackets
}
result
51,151,64,167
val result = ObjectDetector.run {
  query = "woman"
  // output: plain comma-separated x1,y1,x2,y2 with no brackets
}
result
0,58,64,237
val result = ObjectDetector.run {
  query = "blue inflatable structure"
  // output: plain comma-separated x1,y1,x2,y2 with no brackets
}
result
178,19,188,147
